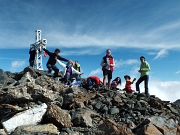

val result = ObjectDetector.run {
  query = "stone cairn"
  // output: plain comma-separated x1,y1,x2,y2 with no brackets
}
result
0,66,179,135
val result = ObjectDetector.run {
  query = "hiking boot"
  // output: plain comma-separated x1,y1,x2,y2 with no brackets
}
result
136,90,140,94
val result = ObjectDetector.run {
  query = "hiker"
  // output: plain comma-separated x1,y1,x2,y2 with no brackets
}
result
41,45,69,78
55,57,83,85
74,61,81,72
100,49,115,89
111,77,121,90
86,76,103,89
29,48,38,67
123,75,136,93
136,56,150,97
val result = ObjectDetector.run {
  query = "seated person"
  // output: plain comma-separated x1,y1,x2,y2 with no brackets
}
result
55,57,83,84
123,75,136,93
111,77,121,90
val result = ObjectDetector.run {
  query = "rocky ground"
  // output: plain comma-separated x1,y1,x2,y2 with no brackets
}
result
0,66,180,135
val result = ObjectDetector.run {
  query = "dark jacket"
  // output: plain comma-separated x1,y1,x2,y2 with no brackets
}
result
29,49,36,61
43,48,68,65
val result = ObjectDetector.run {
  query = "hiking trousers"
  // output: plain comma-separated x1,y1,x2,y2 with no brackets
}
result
64,72,80,84
136,75,149,96
46,64,59,78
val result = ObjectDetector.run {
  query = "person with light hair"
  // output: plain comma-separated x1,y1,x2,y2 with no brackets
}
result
55,57,83,85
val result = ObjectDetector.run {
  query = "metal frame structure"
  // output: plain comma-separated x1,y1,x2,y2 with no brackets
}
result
30,30,47,70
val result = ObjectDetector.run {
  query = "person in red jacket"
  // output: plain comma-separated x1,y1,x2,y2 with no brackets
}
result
123,75,136,93
87,76,102,85
100,49,115,89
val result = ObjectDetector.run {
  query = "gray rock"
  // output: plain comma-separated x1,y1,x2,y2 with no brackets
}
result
109,106,119,115
94,102,102,110
0,84,32,104
101,104,108,112
72,109,99,127
174,99,180,107
167,104,179,114
0,69,7,84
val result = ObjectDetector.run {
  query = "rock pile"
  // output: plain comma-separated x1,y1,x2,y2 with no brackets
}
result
0,66,179,135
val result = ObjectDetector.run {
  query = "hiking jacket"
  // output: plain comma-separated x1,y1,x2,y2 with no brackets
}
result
43,48,68,65
29,48,36,61
100,55,115,71
56,59,81,78
87,76,102,85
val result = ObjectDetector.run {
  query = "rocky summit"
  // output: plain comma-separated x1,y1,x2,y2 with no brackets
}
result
0,66,180,135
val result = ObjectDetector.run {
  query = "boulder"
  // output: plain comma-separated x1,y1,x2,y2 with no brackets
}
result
96,120,134,135
0,69,8,87
0,129,7,135
0,83,32,104
18,72,35,84
44,105,71,129
0,104,24,120
0,82,61,104
14,71,24,81
72,109,99,127
26,82,61,103
134,116,178,135
11,124,59,135
35,75,65,92
174,99,180,107
113,95,122,103
23,66,37,78
136,123,162,135
2,103,47,134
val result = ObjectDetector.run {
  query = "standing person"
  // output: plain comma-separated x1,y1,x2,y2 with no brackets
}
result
74,61,81,72
29,48,38,67
41,45,69,78
136,56,150,97
100,49,115,89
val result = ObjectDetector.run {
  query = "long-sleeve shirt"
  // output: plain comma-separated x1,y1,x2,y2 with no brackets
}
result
140,61,150,77
56,59,81,78
43,48,68,65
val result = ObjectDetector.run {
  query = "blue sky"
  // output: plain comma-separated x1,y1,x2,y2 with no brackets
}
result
0,0,180,102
